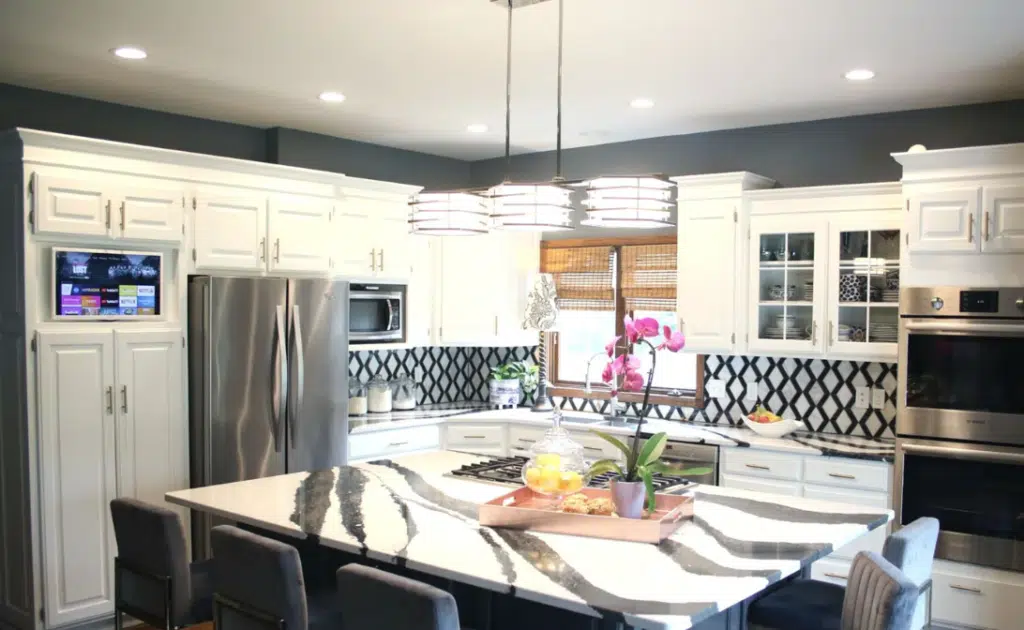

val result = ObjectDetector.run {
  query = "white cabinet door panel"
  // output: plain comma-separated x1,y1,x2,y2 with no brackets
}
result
268,195,332,274
373,214,413,281
907,188,980,253
439,235,497,344
194,192,267,272
114,329,185,516
32,173,111,237
719,473,802,496
982,185,1024,254
118,186,184,243
37,331,117,627
678,201,737,353
406,236,437,345
332,207,374,277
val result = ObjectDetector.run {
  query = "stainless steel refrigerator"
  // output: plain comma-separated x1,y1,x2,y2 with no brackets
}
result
187,276,349,555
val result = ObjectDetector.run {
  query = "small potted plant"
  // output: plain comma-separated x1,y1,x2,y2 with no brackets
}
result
587,317,710,518
489,361,539,408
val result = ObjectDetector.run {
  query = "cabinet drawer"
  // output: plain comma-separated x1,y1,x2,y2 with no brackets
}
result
508,426,547,452
804,457,890,492
719,473,802,496
932,564,1024,630
811,556,851,586
447,424,504,447
348,426,440,461
802,484,889,560
722,449,803,481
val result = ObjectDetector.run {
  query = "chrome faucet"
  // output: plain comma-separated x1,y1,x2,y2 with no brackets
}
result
584,352,623,420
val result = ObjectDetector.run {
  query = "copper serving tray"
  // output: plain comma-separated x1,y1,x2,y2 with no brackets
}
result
478,487,694,543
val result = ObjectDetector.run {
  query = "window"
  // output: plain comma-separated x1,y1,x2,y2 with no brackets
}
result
543,237,703,406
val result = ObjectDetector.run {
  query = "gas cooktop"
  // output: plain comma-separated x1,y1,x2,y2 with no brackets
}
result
448,455,694,494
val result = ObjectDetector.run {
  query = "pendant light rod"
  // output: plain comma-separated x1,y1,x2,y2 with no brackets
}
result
555,0,564,180
503,0,513,181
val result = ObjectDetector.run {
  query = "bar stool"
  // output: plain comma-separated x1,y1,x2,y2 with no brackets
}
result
210,525,344,630
747,517,939,630
109,498,214,630
336,564,461,630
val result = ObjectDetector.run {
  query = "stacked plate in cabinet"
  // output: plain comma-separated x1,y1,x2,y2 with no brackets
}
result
870,323,898,343
881,289,899,303
763,325,804,340
802,281,814,301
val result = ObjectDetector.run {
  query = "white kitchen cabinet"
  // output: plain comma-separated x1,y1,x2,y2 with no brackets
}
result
406,236,438,346
373,210,413,280
982,185,1024,253
747,214,828,356
906,188,981,254
438,234,500,345
493,232,540,346
118,186,184,243
193,189,268,272
348,425,441,462
333,204,374,276
37,331,118,627
267,194,332,274
332,188,417,280
719,473,802,496
931,560,1024,630
445,424,506,455
31,172,112,238
678,200,739,353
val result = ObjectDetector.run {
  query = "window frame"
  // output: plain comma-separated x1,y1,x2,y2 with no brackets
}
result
543,235,705,408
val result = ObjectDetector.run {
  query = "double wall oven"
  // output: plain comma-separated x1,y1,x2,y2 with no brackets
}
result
896,287,1024,571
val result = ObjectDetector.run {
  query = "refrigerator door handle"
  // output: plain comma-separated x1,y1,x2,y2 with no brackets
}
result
273,304,288,452
289,305,305,447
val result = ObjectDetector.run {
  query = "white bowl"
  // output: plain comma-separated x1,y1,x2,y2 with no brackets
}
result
742,415,801,438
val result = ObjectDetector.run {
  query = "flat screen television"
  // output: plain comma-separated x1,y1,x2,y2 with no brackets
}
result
53,248,163,320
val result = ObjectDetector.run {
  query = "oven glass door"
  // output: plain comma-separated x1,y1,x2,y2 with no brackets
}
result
350,298,394,336
905,332,1024,415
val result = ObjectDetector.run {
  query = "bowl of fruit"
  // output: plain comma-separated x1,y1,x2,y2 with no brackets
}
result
743,406,801,438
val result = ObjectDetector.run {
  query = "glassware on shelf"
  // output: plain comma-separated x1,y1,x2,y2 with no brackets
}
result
367,375,392,413
349,383,368,416
392,374,418,411
521,409,588,498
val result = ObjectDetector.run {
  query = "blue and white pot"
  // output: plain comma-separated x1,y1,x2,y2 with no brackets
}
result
489,379,521,408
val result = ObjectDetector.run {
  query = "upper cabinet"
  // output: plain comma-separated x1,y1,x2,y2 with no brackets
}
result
267,194,332,274
330,181,422,281
193,188,268,272
981,185,1024,254
31,171,184,243
906,188,981,253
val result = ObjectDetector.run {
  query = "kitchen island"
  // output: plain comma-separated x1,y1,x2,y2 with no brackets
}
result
167,450,892,630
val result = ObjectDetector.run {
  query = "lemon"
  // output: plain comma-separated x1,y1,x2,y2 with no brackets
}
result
524,466,542,489
539,467,561,492
536,453,561,469
558,471,583,493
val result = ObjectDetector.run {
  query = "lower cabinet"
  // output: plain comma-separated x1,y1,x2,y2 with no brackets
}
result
348,425,441,462
444,424,507,456
37,327,185,628
931,560,1024,630
718,473,801,496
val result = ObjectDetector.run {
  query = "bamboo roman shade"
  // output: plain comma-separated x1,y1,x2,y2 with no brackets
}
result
621,243,677,312
541,245,615,311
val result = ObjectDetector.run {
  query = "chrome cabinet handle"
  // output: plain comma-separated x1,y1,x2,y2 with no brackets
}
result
388,441,409,448
950,584,982,594
120,385,128,413
583,446,602,452
370,249,377,272
119,201,126,231
105,386,113,414
968,213,974,243
829,321,834,346
812,321,818,344
378,250,384,271
824,572,847,580
463,435,487,439
984,211,991,241
494,315,498,335
828,472,856,480
274,238,281,262
259,237,266,261
105,200,112,229
745,463,771,471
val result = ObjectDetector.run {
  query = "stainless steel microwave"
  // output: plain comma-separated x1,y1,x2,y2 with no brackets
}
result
349,283,404,343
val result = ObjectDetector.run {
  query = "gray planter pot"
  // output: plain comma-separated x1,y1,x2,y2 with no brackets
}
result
610,479,646,519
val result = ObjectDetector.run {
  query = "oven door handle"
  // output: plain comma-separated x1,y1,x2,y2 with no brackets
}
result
904,321,1024,336
901,443,1024,465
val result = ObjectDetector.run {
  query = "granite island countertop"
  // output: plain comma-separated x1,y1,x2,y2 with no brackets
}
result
167,450,892,630
350,405,895,463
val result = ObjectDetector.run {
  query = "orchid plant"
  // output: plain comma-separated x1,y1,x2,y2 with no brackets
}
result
587,316,709,512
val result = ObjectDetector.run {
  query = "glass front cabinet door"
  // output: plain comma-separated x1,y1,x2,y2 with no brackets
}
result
826,217,901,358
748,215,827,354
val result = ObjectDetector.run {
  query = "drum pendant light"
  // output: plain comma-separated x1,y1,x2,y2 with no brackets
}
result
580,175,675,229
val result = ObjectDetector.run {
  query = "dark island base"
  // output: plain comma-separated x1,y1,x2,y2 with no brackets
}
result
236,523,775,630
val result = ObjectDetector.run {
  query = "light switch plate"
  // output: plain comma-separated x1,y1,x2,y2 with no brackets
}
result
854,386,870,409
871,388,887,409
707,379,726,399
744,379,759,402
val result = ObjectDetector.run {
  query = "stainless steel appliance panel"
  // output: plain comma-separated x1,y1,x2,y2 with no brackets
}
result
895,438,1024,571
658,440,719,486
349,283,404,343
286,279,349,472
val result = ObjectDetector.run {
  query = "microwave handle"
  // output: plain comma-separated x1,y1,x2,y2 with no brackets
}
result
901,442,1024,465
386,299,395,330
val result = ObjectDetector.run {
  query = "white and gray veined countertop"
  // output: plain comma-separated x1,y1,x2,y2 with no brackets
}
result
348,403,896,463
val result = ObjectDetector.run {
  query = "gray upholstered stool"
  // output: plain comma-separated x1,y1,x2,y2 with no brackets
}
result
336,564,460,630
109,498,214,630
211,525,344,630
747,517,939,630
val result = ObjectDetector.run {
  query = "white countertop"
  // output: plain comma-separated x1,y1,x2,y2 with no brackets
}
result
350,405,895,462
167,450,892,630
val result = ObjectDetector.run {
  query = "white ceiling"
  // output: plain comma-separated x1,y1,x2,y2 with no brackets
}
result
1,0,1023,161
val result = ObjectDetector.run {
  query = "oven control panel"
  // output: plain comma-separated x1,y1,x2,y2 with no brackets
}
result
960,290,999,313
902,286,1024,318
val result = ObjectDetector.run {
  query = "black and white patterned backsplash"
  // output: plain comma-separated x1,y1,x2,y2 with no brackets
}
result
348,347,897,438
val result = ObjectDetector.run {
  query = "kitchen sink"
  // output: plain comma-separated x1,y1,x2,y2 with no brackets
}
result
558,413,607,426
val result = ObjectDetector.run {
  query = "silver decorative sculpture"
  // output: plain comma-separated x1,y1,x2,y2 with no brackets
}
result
523,273,558,412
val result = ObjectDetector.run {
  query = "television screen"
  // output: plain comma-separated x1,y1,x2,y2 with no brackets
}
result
54,249,162,318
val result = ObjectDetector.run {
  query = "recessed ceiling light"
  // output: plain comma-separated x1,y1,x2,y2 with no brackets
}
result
630,98,654,109
467,123,488,133
844,68,875,81
318,91,346,103
112,46,147,60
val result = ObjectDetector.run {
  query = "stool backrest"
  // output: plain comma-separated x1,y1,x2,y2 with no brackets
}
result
841,551,919,630
883,517,939,587
336,564,459,630
211,525,308,630
110,498,191,626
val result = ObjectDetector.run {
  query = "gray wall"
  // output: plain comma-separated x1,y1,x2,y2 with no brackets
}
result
469,99,1024,239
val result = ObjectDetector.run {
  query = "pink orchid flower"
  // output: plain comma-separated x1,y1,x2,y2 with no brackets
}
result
634,317,660,338
621,368,645,391
623,316,639,343
657,325,686,352
605,335,621,357
611,353,641,375
601,362,614,384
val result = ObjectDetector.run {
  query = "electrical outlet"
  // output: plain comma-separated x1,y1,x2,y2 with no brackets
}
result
744,379,759,402
871,388,887,409
707,379,726,399
854,387,870,409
